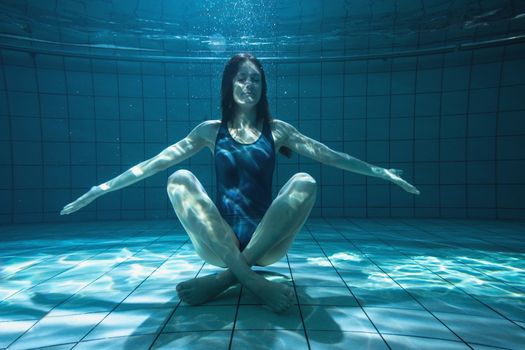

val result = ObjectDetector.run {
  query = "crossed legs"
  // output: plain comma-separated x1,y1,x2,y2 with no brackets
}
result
166,169,316,312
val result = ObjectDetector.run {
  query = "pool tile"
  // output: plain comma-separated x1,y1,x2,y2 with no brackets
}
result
410,287,501,318
84,306,172,340
151,330,231,349
434,312,525,349
0,319,38,348
308,330,388,350
47,290,129,316
364,307,460,341
302,305,376,332
120,287,179,309
383,334,471,349
295,286,358,306
232,330,308,350
163,305,236,332
235,305,302,330
8,312,108,349
350,286,423,310
74,334,155,349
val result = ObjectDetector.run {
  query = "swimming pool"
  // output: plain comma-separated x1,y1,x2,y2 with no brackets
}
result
1,1,524,349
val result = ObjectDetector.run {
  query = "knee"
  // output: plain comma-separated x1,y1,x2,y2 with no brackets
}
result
291,172,317,197
167,169,195,191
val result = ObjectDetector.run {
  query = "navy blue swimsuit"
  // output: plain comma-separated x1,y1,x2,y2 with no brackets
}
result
214,118,275,251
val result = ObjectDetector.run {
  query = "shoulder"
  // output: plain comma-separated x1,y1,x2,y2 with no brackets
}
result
270,118,289,131
269,118,299,149
270,118,297,137
192,119,221,134
188,119,222,148
196,119,222,128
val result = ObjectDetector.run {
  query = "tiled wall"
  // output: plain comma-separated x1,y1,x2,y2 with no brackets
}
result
1,44,524,224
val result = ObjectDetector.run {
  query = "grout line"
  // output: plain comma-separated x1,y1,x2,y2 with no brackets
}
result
7,226,188,348
323,217,474,348
494,46,506,220
286,252,311,350
0,50,15,225
302,219,392,350
17,227,177,292
140,61,146,219
115,58,123,221
345,217,525,334
411,32,419,219
89,51,99,221
227,272,243,350
319,1,324,218
73,239,191,348
31,52,45,223
395,219,525,328
464,50,474,218
437,50,445,217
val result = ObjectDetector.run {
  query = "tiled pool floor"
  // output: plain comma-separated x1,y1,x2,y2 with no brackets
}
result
0,218,524,349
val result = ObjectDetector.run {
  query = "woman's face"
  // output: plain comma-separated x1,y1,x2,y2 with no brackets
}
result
232,60,262,108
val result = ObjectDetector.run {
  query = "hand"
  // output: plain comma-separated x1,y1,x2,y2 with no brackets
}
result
385,168,420,195
60,186,104,215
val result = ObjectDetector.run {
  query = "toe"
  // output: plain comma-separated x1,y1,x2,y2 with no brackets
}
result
179,290,188,299
177,282,192,292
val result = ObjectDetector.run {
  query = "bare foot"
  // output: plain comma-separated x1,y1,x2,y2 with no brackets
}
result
246,276,295,313
176,273,236,305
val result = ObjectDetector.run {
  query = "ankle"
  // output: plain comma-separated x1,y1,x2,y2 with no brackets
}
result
241,270,267,289
218,269,237,287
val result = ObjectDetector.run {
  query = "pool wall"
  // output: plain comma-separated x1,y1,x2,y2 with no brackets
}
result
1,43,525,224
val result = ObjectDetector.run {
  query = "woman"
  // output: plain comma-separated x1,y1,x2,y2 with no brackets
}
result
61,53,420,313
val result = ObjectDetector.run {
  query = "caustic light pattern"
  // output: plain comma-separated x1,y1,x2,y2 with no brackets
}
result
0,218,524,349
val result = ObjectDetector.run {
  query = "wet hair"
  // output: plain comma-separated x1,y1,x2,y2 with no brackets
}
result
221,53,292,158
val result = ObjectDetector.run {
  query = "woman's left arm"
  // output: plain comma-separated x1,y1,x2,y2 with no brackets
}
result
278,120,420,195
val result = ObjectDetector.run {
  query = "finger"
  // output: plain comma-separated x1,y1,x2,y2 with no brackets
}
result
408,186,420,195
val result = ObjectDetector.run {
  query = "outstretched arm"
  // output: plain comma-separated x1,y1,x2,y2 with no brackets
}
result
60,121,211,215
278,120,420,195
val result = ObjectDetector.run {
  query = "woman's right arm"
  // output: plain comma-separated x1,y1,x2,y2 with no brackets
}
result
60,121,213,215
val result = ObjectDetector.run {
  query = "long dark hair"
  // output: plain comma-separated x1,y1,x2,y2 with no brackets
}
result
220,53,292,158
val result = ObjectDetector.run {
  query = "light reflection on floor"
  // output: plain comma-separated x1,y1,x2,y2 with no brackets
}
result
0,218,524,349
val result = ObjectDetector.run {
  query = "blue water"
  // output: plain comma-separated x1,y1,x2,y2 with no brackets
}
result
0,0,525,349
1,219,524,349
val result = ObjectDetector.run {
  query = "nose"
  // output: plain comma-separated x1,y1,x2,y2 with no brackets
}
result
244,81,255,91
